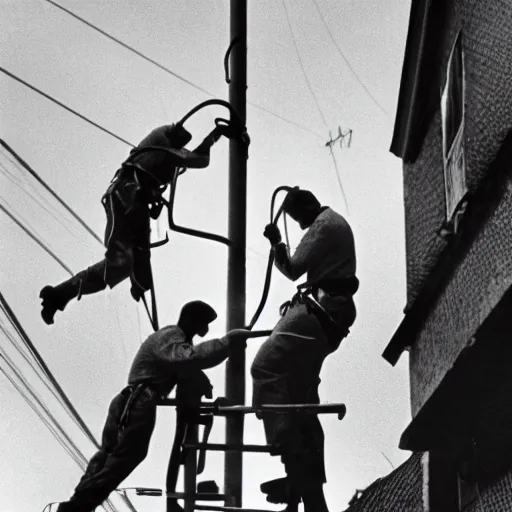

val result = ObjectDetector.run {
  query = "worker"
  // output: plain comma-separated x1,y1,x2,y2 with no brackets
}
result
40,121,245,324
55,300,250,512
251,188,359,512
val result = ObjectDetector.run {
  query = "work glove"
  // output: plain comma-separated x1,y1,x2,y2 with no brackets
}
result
215,119,251,159
215,119,245,140
263,223,282,246
177,370,213,403
195,370,213,399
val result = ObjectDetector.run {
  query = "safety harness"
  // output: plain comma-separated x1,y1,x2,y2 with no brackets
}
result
102,100,249,332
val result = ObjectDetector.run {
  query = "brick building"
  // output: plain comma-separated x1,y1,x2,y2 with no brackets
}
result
342,453,424,512
369,0,512,510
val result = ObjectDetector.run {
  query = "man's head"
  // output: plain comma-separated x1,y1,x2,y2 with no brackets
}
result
166,124,192,149
283,189,322,229
178,300,218,338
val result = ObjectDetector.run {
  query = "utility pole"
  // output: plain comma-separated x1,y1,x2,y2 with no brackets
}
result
225,0,247,508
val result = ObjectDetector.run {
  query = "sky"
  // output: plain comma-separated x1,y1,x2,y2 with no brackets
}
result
0,1,412,511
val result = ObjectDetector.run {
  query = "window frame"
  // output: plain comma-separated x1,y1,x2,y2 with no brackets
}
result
440,30,468,234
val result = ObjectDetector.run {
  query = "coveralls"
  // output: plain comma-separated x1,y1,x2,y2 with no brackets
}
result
41,125,213,322
251,207,357,490
56,325,233,512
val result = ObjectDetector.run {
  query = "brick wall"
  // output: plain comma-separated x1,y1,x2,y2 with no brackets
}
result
404,0,512,307
409,160,512,414
464,473,512,511
342,453,423,512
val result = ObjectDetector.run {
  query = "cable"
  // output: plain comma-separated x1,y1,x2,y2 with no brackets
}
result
1,139,103,245
328,147,349,214
280,0,329,130
0,295,129,512
280,0,350,211
0,291,100,446
43,0,213,97
0,66,134,148
0,202,74,276
40,0,323,140
309,0,388,115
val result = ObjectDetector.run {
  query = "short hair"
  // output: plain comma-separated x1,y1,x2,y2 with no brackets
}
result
179,300,217,325
283,189,321,217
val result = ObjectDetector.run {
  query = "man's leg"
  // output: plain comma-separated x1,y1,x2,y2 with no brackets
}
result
57,389,157,512
252,304,330,509
40,187,136,324
69,392,129,497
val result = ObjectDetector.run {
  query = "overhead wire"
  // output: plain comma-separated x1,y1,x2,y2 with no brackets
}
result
0,67,135,148
280,0,330,130
1,139,104,244
309,0,388,115
0,293,130,512
0,161,79,239
0,202,74,276
40,0,323,140
280,0,350,213
0,291,99,444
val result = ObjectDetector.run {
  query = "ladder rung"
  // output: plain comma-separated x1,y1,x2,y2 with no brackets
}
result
183,443,278,454
158,400,346,419
195,506,275,512
166,492,227,501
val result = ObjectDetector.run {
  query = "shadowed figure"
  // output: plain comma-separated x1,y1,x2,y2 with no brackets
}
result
252,188,359,512
40,122,242,325
55,300,250,512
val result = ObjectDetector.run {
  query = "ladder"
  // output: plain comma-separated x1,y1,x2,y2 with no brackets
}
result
134,398,347,512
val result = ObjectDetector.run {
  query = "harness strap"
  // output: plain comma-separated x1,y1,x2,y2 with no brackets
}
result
118,383,151,430
279,278,356,343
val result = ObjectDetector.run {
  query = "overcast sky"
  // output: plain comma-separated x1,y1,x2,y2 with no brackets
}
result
0,1,411,510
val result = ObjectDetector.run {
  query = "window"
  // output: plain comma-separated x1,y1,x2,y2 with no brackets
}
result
441,31,467,234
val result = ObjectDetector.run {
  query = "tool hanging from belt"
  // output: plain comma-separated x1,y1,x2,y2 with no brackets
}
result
118,383,153,431
279,277,359,345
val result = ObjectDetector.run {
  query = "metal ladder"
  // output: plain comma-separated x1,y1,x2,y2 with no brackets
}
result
135,399,347,512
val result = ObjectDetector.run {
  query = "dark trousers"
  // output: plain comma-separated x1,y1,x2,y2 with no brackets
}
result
251,303,332,485
53,176,152,305
57,386,158,512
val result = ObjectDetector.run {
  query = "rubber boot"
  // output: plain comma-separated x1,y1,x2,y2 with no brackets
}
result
39,261,108,324
40,279,81,325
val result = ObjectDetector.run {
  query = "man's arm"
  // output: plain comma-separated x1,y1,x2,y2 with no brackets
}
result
172,328,250,372
273,242,304,281
272,224,330,282
173,126,226,169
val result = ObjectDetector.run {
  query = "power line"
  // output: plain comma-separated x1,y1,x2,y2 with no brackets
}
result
42,0,213,98
0,291,99,445
309,0,388,115
280,0,350,212
0,66,135,148
328,148,349,214
0,293,135,511
41,0,323,140
0,202,74,275
1,139,103,245
280,0,330,131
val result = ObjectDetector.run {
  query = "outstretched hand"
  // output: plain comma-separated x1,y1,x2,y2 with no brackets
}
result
263,223,282,246
225,328,252,349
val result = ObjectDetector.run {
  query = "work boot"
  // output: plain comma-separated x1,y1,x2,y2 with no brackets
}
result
261,477,302,505
39,277,80,325
261,477,288,504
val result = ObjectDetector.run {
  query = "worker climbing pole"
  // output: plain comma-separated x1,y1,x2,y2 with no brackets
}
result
38,101,247,331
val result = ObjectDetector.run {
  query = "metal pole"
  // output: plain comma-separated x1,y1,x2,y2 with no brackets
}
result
225,0,247,508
